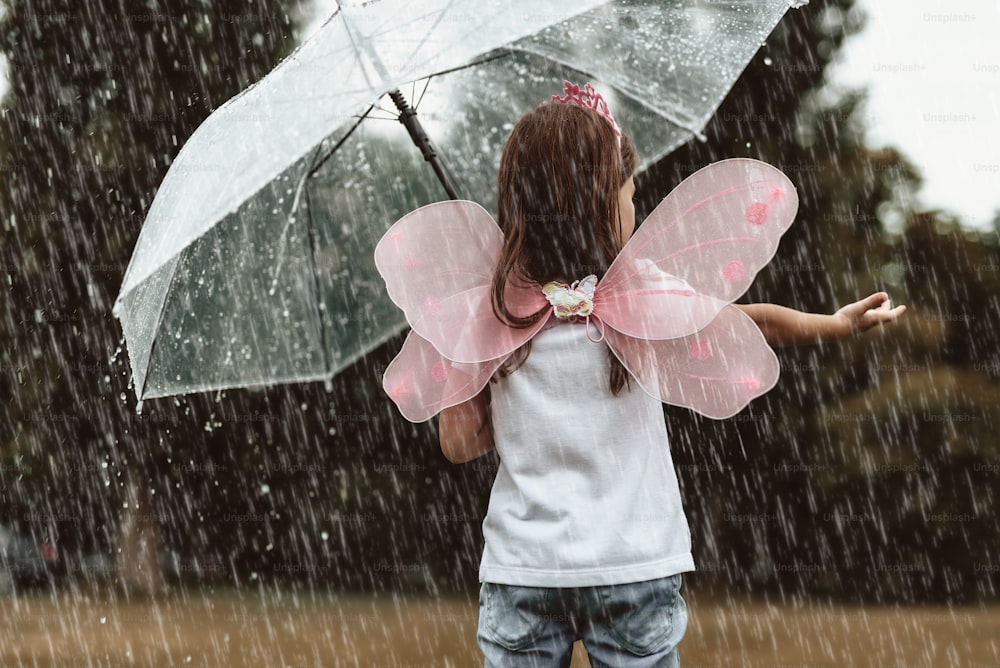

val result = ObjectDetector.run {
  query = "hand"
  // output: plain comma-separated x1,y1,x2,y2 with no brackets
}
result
834,292,907,336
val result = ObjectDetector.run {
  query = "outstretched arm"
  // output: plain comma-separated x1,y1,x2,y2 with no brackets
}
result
735,292,906,347
439,388,495,464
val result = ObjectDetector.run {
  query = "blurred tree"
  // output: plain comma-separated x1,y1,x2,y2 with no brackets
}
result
0,0,307,595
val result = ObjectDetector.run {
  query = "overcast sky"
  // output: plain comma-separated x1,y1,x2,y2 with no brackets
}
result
830,0,1000,231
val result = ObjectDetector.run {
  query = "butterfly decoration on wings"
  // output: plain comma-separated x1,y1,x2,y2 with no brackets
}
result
374,158,798,422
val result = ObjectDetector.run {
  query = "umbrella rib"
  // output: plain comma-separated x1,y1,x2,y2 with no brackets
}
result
267,107,374,303
303,184,332,377
307,104,375,179
413,77,431,110
366,105,402,121
270,75,459,312
401,0,462,71
140,253,185,402
417,49,515,80
341,6,381,94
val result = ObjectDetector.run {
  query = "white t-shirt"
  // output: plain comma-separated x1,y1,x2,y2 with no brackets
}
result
479,320,696,587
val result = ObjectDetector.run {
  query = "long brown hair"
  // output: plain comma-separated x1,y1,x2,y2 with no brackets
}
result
491,101,638,394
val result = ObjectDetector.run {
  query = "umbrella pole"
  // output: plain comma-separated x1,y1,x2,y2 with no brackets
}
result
388,89,459,201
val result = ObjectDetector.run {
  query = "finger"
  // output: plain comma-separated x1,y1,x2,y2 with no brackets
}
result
860,292,890,311
843,293,886,319
868,304,906,324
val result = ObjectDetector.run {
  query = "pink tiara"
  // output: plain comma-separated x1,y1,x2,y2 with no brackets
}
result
551,80,622,137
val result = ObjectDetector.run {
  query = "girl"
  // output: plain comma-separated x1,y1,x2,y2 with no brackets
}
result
434,90,906,667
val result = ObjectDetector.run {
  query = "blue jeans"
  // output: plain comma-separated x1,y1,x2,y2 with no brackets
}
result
477,574,687,667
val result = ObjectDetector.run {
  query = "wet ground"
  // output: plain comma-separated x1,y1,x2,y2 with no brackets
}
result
1,587,997,667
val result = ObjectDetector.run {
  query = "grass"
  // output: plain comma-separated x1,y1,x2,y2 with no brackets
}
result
1,586,998,667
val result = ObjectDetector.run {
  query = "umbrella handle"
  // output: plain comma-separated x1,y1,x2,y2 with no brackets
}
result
389,89,459,201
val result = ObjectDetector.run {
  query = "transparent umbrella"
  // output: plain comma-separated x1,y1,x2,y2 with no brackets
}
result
113,0,807,409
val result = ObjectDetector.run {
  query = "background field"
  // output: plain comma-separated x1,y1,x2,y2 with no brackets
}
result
3,588,998,667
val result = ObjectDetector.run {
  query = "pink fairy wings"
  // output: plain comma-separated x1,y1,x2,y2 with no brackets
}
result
603,307,780,420
374,200,548,364
597,159,798,340
374,159,798,422
382,330,509,423
374,201,548,421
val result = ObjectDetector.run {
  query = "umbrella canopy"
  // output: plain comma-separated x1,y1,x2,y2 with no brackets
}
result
113,0,805,408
